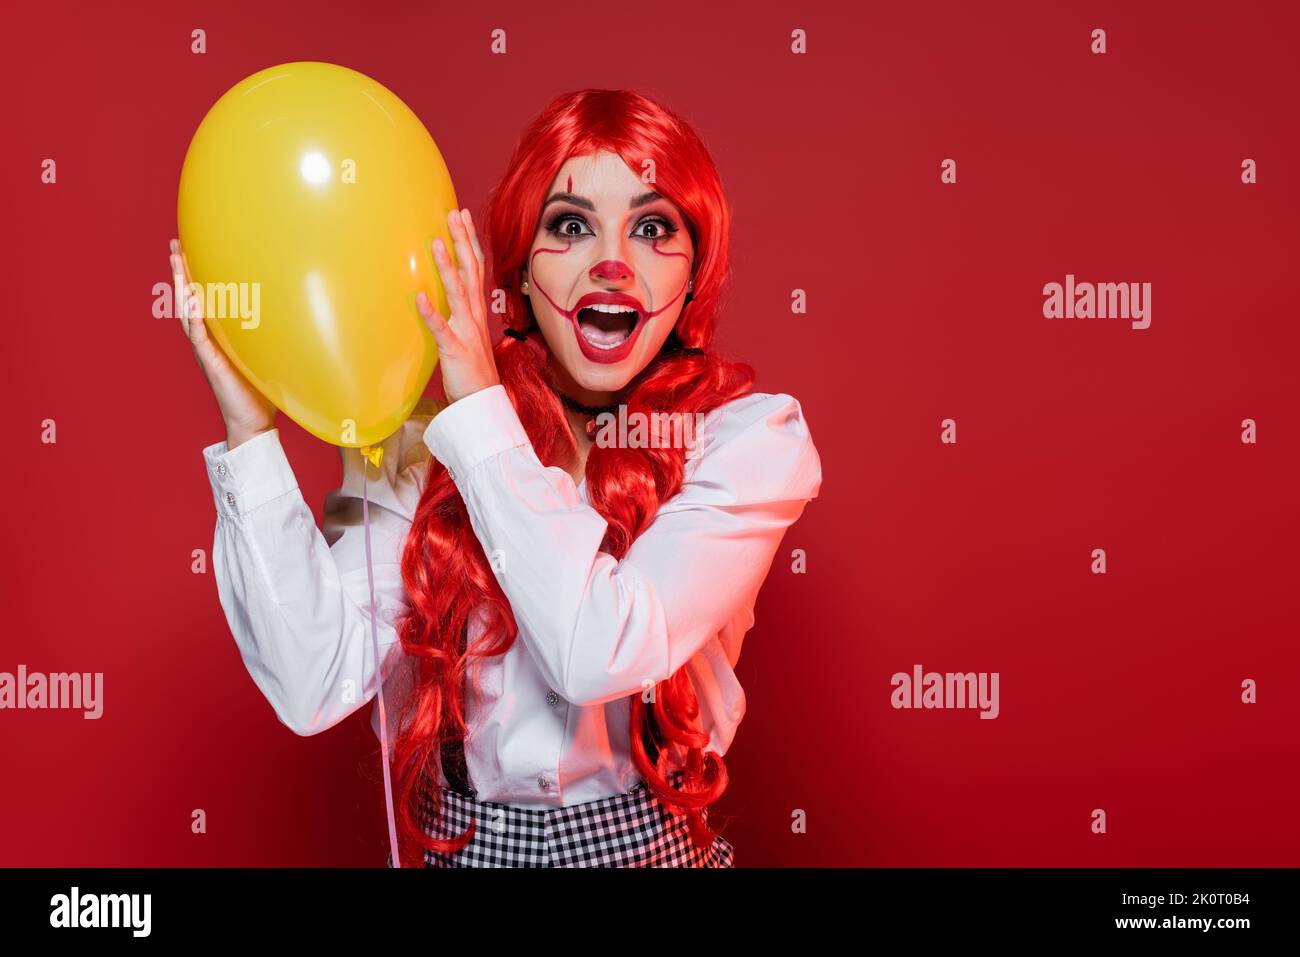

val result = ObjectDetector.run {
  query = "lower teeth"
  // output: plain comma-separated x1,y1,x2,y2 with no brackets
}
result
582,331,629,349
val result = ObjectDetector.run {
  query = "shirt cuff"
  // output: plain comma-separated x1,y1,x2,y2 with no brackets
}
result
422,384,530,484
201,428,299,520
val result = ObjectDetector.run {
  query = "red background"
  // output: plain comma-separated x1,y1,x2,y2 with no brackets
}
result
2,0,1297,866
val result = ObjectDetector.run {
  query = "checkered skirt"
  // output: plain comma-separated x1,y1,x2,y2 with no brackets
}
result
390,772,735,868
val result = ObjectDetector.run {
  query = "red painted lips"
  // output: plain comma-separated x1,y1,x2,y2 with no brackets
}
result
570,291,645,363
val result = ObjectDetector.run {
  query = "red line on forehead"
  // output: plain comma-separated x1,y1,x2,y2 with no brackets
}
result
567,174,572,193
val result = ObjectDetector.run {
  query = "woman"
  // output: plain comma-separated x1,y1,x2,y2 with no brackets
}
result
172,88,822,868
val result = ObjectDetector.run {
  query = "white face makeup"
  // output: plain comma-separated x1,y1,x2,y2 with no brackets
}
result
522,150,694,401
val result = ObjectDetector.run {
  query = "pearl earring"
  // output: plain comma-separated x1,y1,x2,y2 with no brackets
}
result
521,280,530,293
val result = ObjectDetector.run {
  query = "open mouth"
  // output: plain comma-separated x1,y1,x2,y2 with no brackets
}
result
576,304,640,349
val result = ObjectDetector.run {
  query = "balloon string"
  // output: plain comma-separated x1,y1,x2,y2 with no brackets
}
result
360,445,402,868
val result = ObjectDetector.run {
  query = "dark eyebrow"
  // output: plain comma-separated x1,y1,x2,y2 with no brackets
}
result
540,190,667,213
629,190,663,209
542,191,594,212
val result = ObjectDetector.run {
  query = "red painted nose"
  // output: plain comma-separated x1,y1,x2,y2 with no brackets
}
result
590,260,632,282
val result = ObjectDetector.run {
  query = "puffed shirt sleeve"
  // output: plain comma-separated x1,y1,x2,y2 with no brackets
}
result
422,385,822,708
201,397,442,736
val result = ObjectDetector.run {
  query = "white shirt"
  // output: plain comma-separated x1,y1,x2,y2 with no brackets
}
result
202,384,822,808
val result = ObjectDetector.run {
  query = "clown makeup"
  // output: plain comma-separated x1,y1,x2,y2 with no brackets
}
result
522,150,694,404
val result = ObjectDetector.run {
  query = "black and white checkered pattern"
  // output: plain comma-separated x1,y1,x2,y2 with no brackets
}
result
389,772,734,868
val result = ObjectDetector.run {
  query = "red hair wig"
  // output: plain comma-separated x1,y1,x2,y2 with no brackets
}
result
391,88,756,866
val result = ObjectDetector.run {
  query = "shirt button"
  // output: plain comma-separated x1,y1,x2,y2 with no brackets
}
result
545,689,559,706
216,462,227,476
224,491,236,508
537,775,550,791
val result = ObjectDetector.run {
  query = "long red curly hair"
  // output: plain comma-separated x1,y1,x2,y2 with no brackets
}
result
390,88,756,867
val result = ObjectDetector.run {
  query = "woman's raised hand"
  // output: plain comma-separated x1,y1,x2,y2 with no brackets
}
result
415,208,502,405
169,239,277,449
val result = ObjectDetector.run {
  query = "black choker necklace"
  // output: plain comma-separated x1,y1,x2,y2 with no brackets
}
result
548,383,619,436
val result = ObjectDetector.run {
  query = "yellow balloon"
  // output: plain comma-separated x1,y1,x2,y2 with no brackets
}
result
178,61,456,449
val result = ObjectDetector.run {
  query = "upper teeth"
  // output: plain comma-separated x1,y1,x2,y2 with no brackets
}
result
583,303,636,314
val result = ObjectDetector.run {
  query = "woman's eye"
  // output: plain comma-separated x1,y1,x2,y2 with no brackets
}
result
634,217,678,241
545,214,593,240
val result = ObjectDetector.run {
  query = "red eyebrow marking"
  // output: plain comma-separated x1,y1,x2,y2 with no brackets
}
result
567,175,572,193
